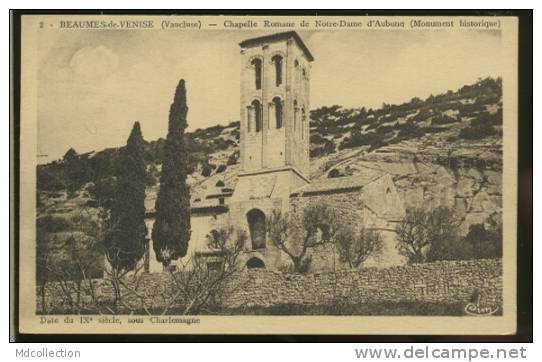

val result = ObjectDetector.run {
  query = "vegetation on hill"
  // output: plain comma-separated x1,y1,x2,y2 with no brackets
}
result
36,77,502,197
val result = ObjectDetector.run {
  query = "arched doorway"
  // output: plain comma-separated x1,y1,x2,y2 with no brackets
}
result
246,257,265,269
247,209,266,249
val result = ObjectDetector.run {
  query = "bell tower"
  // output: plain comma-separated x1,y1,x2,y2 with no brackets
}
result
235,31,313,201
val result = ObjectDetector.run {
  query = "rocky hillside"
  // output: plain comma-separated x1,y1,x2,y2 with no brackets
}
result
37,77,503,234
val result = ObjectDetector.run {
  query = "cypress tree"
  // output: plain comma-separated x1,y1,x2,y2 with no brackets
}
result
105,122,148,272
152,79,191,266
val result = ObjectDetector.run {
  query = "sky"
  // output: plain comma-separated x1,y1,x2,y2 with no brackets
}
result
37,28,504,162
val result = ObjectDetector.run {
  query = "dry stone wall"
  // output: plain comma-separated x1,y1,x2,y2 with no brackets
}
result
38,259,501,314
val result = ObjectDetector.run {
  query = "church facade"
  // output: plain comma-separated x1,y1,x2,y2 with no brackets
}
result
144,32,406,273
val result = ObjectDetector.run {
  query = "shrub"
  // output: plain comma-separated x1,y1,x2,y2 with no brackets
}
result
37,215,73,233
464,219,502,258
216,164,227,174
339,131,382,150
201,163,213,177
458,123,496,140
397,121,425,139
310,139,336,157
226,151,239,165
431,114,458,125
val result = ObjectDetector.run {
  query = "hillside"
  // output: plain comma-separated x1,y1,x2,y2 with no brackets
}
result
37,77,503,235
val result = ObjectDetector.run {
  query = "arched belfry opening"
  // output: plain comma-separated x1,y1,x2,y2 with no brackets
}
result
247,209,266,250
250,100,262,133
251,58,262,90
272,96,283,129
272,55,283,86
246,257,266,269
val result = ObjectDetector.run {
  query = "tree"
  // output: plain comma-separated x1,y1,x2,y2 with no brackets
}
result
104,122,148,272
336,225,383,268
152,79,191,266
63,148,78,162
267,204,339,273
464,217,502,259
396,206,461,263
168,227,247,314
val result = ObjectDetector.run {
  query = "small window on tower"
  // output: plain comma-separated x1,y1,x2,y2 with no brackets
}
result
272,55,283,86
251,58,262,90
273,97,283,129
251,100,262,132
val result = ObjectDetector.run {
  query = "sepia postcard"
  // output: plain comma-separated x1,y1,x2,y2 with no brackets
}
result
16,13,518,335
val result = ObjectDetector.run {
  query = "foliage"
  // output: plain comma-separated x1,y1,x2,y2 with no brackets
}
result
464,217,502,258
36,210,104,313
396,207,461,263
86,176,117,209
167,227,247,315
226,150,239,165
267,204,340,273
339,130,383,150
458,122,496,140
152,80,191,266
105,122,148,272
36,77,503,195
431,114,458,125
335,225,383,268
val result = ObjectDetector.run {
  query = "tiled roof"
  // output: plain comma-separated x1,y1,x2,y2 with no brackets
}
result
291,171,384,196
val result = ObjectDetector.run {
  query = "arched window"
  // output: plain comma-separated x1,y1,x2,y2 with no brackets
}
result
246,257,265,269
247,209,266,249
251,100,262,133
272,55,283,86
251,58,262,90
273,97,283,129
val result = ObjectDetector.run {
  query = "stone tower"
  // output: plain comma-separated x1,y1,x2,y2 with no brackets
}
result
233,31,313,206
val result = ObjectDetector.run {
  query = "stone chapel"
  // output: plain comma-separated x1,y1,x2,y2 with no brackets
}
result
144,31,406,273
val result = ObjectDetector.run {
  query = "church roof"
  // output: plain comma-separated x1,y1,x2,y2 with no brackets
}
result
290,171,384,197
239,31,314,62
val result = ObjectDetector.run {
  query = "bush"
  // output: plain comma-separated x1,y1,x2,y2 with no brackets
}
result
464,219,502,258
201,163,213,177
339,131,383,150
37,215,73,233
226,151,239,165
37,168,66,191
310,139,336,157
327,169,341,178
431,114,458,125
397,121,425,139
458,123,496,140
215,164,227,174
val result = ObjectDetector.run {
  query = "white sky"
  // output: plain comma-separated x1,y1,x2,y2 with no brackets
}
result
37,29,503,162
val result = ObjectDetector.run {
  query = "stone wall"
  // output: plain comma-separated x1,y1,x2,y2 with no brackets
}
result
38,259,502,314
